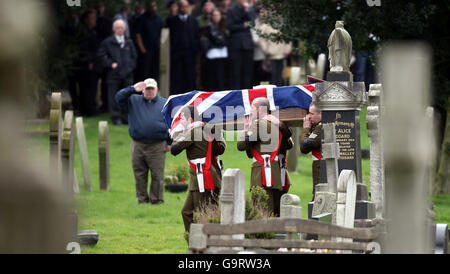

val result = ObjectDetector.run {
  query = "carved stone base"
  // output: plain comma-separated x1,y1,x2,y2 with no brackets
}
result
312,191,337,224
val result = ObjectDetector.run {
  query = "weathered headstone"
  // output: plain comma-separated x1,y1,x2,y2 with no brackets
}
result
61,110,75,194
75,117,92,191
49,92,62,181
99,121,110,191
73,170,80,194
381,42,434,253
366,84,385,218
188,223,207,254
280,194,302,219
159,28,170,98
219,169,246,240
336,170,357,229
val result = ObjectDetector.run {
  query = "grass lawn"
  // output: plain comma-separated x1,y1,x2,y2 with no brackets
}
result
27,108,450,254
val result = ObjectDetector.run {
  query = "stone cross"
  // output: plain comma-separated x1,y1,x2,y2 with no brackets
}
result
76,117,92,191
49,92,62,182
321,123,340,193
366,84,385,218
99,121,110,191
381,42,435,253
61,110,75,194
311,123,340,224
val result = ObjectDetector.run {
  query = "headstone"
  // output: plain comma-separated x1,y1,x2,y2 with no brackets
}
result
280,194,302,219
336,170,357,229
49,92,62,182
381,42,434,253
75,117,92,191
188,223,207,253
99,121,110,191
159,28,170,99
61,110,75,194
366,84,385,218
219,169,245,240
73,170,80,194
316,53,327,80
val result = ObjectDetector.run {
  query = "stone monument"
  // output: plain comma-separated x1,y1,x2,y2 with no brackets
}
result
313,21,375,221
76,117,92,191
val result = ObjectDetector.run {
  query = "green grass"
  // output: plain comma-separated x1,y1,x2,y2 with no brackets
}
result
27,108,450,254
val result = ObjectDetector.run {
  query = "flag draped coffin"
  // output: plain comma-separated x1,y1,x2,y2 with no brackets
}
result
162,85,315,136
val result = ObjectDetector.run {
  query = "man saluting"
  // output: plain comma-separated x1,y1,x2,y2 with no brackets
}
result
170,105,226,234
237,97,293,217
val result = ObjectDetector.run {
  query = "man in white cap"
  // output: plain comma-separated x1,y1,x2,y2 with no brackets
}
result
116,78,172,204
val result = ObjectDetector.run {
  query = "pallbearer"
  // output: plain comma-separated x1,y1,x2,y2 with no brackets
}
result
170,105,226,233
237,98,293,217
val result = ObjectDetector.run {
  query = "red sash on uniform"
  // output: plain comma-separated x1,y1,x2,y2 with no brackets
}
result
187,135,215,192
250,132,282,188
312,149,321,161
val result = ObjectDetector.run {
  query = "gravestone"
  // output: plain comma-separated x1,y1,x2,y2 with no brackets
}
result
336,169,357,249
61,110,75,194
49,92,62,182
99,121,110,191
381,42,434,253
75,117,92,191
280,194,302,219
366,84,385,218
159,28,170,99
313,21,374,221
311,123,339,224
219,169,245,240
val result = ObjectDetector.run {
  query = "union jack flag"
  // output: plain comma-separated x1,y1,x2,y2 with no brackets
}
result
162,84,316,136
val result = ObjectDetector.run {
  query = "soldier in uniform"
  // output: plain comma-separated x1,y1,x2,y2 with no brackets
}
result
237,98,293,217
299,103,322,200
170,105,226,233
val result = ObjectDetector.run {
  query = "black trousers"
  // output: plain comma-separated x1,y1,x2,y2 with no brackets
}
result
170,50,197,95
68,68,98,116
107,75,133,120
205,58,226,91
271,59,285,87
229,49,254,90
139,50,160,82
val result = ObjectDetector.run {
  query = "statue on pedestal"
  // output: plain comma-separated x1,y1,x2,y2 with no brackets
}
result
328,21,352,72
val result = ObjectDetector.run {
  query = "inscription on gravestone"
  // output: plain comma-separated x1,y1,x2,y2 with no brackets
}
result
322,110,362,184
